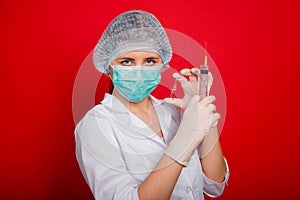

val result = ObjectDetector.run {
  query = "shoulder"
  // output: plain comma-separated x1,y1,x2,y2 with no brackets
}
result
75,103,116,144
76,104,111,126
74,104,127,170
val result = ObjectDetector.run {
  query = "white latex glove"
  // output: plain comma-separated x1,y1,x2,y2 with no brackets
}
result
165,95,220,166
164,68,213,109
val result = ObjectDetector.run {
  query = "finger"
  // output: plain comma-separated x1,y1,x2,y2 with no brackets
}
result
211,113,220,127
192,68,201,83
191,68,200,75
173,72,189,88
199,95,216,107
189,68,200,82
164,98,184,108
180,68,191,76
208,72,213,83
207,104,216,112
173,72,181,79
208,72,213,95
180,68,197,83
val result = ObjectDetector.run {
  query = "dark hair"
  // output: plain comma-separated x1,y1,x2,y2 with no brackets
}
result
109,81,114,94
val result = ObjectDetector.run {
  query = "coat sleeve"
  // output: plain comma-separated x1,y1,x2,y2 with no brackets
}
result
75,113,140,200
203,157,230,198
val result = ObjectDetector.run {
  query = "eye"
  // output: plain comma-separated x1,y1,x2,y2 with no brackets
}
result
145,59,156,65
121,59,132,66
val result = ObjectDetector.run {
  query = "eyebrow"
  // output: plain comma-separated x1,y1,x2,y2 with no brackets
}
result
116,57,134,61
145,57,160,60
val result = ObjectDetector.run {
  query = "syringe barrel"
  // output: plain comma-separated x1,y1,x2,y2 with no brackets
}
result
199,65,209,100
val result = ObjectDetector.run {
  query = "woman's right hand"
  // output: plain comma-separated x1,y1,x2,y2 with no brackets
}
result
165,95,220,166
164,68,213,109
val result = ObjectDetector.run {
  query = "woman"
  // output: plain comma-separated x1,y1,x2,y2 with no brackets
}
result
75,10,229,200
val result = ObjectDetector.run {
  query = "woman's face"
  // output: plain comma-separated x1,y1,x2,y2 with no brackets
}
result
109,51,163,74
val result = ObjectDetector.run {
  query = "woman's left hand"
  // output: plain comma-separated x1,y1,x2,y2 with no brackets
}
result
164,68,213,109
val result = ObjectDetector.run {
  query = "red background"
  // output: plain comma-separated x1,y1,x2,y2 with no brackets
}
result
1,0,300,199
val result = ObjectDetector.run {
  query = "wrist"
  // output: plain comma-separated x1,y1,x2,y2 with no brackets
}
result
165,127,204,167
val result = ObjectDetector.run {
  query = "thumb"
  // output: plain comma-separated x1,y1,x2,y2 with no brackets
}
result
190,95,201,103
183,95,201,112
186,95,201,107
164,98,184,108
208,72,213,94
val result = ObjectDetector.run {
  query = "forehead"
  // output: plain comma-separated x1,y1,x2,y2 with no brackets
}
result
117,51,161,59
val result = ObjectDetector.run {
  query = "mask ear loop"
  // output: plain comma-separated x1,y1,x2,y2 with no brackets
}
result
161,63,170,72
108,64,114,79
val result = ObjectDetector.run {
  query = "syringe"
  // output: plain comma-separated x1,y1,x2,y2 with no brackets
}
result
199,43,209,100
170,79,177,99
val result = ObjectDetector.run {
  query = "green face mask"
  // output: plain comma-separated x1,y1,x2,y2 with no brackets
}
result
111,65,162,102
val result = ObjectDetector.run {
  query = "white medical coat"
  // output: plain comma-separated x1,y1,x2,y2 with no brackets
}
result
75,94,229,200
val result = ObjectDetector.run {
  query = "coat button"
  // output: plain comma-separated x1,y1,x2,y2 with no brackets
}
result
186,186,192,193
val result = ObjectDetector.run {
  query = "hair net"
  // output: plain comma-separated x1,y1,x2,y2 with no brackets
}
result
93,10,172,74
